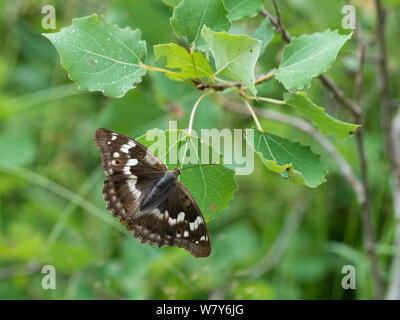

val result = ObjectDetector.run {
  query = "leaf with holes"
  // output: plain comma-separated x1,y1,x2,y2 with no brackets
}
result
223,0,264,21
284,92,360,139
136,129,237,222
275,29,352,90
246,129,326,188
171,0,231,49
201,26,261,95
43,14,147,98
154,43,213,81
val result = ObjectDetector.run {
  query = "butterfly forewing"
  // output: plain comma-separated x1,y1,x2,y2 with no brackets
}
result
95,128,211,258
95,128,167,179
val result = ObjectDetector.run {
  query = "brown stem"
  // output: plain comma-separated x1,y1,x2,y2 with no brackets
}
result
374,0,400,299
193,70,275,92
353,12,384,299
375,0,397,171
262,0,383,299
261,6,362,117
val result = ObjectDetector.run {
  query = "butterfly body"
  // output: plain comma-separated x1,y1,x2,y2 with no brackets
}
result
95,128,211,257
141,169,180,211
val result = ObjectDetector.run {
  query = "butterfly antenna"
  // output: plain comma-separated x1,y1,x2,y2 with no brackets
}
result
177,129,183,168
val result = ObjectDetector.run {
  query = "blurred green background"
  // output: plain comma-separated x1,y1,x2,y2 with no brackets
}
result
0,0,399,299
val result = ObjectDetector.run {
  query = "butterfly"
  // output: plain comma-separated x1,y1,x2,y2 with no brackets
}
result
94,128,211,257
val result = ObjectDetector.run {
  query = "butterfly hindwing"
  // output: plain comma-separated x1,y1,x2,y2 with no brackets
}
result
128,182,211,257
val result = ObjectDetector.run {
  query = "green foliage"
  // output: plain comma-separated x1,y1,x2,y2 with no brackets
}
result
246,129,327,187
43,14,147,98
284,92,360,139
170,0,231,48
201,26,261,95
154,43,213,81
223,0,264,21
252,18,275,55
1,0,394,300
136,129,237,221
275,30,352,90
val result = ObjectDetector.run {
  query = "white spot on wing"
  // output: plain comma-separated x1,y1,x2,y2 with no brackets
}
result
111,135,117,141
190,216,203,231
177,212,185,223
127,179,137,193
200,236,206,241
120,146,129,153
184,231,189,238
113,152,120,157
168,217,176,226
126,159,138,166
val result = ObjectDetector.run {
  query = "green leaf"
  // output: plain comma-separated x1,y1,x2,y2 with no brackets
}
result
223,0,264,21
171,0,231,48
275,29,352,90
136,129,237,221
154,43,213,81
43,14,147,98
246,129,326,187
252,19,275,55
284,92,360,139
201,26,261,95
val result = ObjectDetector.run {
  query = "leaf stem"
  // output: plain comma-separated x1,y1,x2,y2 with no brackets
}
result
242,98,264,133
187,90,213,136
255,70,275,85
141,63,183,79
244,94,286,105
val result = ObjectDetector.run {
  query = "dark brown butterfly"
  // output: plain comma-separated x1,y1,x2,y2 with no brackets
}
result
95,128,211,257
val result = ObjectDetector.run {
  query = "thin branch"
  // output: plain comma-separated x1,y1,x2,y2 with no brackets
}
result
374,0,400,300
261,6,362,117
242,98,264,132
351,4,384,298
261,1,291,43
375,0,396,169
263,1,383,297
319,75,362,117
187,90,212,136
194,70,275,92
